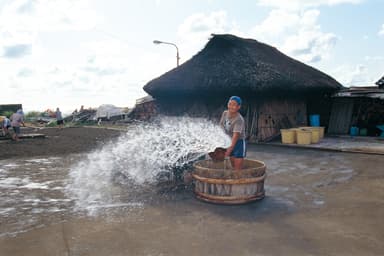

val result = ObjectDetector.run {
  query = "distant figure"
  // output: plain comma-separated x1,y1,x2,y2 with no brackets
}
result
56,108,64,129
219,96,246,171
2,115,11,137
10,109,25,141
72,109,78,122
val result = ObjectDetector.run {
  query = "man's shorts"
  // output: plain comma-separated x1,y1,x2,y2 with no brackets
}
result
13,126,20,135
57,120,64,125
230,139,246,158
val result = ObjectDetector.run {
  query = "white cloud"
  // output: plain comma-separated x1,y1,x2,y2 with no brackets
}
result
178,11,228,35
177,8,338,64
0,0,102,57
0,0,101,32
251,9,300,42
17,67,34,77
256,0,363,10
251,9,337,63
177,11,244,60
331,64,379,87
379,24,384,36
283,29,337,63
365,56,384,61
0,61,147,113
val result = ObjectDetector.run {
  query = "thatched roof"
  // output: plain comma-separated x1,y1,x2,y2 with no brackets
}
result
376,75,384,89
144,34,342,98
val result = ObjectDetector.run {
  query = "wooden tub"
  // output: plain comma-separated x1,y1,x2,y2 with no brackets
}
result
192,159,266,205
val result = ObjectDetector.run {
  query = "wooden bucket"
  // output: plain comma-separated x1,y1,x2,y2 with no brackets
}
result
192,159,266,205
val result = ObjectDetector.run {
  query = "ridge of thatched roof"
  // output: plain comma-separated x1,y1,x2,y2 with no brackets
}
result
144,34,343,98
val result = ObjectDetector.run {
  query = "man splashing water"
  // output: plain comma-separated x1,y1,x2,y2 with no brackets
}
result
219,96,246,171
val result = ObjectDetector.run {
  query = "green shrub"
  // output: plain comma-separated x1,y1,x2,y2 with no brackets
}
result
25,111,42,118
46,121,57,127
1,111,14,118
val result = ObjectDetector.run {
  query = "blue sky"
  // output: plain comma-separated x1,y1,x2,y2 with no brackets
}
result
1,0,383,113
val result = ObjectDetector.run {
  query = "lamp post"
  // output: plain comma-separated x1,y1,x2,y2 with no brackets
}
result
153,40,180,67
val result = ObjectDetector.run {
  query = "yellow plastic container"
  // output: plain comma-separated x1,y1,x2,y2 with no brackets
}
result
309,127,320,143
280,129,295,144
296,129,312,145
318,127,325,139
299,127,321,143
289,128,300,143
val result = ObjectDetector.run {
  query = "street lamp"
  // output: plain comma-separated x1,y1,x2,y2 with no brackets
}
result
153,40,180,67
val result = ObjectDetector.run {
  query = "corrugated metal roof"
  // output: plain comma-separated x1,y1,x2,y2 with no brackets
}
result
135,95,154,105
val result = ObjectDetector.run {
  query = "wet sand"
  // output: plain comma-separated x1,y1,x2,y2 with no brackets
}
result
0,130,383,255
0,127,122,160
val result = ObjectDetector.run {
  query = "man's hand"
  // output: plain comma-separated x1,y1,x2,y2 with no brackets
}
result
225,146,233,157
226,132,240,157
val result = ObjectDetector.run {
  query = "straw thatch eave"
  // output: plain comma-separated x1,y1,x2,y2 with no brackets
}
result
376,75,384,89
144,34,343,98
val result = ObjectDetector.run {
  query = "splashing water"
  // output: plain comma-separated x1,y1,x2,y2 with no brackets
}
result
66,116,231,212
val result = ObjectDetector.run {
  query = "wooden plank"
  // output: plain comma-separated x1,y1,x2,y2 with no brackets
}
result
192,173,266,185
254,99,307,142
0,133,46,140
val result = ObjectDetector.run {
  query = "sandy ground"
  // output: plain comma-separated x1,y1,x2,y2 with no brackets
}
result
0,127,123,160
0,128,383,256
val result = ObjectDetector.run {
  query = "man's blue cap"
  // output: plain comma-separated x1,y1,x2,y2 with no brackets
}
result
229,96,242,105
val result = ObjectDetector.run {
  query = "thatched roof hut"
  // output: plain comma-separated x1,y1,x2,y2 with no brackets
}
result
143,34,343,142
144,34,341,98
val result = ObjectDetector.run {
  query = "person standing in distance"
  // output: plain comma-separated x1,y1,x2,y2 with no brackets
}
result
219,96,246,170
10,109,25,141
56,107,64,129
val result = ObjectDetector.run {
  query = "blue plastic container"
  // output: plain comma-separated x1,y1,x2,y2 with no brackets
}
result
350,126,359,136
309,114,320,126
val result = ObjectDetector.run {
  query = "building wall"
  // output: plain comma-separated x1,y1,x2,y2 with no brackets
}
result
130,100,157,121
244,98,307,142
329,97,384,136
153,96,309,142
328,98,354,134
